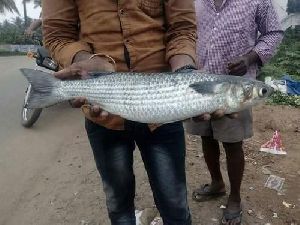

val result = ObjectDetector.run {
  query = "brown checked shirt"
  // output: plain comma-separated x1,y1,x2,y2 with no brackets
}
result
42,0,196,72
42,0,196,129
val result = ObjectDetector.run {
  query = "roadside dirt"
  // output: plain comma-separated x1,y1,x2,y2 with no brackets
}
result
3,105,299,225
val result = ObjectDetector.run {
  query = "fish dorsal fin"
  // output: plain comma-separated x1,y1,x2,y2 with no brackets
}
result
189,82,230,94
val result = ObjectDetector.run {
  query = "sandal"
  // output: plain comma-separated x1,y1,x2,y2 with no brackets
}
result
192,183,226,202
220,207,243,225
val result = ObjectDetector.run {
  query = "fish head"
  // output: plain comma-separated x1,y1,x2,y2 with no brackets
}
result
227,79,273,111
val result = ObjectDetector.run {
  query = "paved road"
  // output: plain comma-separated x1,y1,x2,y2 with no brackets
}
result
0,56,83,224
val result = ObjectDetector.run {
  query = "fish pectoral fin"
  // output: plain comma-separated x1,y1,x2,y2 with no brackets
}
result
147,123,163,132
189,82,229,94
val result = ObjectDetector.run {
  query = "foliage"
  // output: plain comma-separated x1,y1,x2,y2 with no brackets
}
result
287,0,300,14
259,28,300,81
0,0,19,14
259,28,300,107
267,91,300,108
0,17,41,44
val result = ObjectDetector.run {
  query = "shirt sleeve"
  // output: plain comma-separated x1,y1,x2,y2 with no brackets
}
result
42,0,92,68
253,0,284,64
164,0,197,63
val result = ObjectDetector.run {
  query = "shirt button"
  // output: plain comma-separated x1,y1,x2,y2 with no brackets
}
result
119,9,124,15
125,39,130,44
213,27,217,31
216,13,220,16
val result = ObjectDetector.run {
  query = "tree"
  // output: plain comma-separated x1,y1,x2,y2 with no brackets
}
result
0,0,19,14
23,0,28,26
22,0,41,27
0,16,34,44
287,0,300,14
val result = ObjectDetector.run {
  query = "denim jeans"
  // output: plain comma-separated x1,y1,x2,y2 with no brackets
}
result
85,119,191,225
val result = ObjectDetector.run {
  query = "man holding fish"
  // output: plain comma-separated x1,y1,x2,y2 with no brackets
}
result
41,0,198,224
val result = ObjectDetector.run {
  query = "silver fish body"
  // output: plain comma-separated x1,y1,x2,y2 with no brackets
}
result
21,69,273,124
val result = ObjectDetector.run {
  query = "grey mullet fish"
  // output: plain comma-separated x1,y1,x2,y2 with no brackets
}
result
21,68,273,124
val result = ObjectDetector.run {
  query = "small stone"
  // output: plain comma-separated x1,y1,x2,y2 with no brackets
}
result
256,212,265,220
249,186,255,190
211,218,218,222
247,209,254,215
80,220,88,225
273,213,278,218
283,201,292,208
262,166,272,175
220,205,226,209
196,153,204,158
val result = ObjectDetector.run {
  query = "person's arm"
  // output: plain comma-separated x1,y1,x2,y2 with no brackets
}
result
42,0,92,68
43,0,114,120
228,0,284,76
253,0,284,64
164,0,197,71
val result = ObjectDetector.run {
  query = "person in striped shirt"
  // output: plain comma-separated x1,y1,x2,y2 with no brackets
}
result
186,0,284,224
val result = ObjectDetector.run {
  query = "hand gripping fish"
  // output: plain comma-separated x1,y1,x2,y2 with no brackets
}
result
21,68,273,124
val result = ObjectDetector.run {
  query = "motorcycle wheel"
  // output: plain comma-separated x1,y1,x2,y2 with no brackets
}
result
21,85,43,128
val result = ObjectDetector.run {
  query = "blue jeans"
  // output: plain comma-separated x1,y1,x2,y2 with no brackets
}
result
85,119,191,225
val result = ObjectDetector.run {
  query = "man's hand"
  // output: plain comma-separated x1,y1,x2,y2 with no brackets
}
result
55,51,115,119
227,51,261,76
54,51,115,80
227,55,250,76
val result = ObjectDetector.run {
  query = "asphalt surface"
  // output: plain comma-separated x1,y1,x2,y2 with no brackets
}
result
0,56,83,224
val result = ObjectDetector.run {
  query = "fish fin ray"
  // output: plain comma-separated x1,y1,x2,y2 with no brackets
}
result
189,82,229,94
21,68,62,108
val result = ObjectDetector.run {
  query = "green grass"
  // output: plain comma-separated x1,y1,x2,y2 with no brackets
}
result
267,91,300,108
258,28,300,81
259,28,300,107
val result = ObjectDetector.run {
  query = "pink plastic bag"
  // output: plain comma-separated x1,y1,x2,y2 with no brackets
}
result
260,130,287,155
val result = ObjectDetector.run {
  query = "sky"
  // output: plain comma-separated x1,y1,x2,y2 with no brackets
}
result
0,0,288,23
0,0,41,23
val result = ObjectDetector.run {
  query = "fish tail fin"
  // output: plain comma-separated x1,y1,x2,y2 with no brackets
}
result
21,68,63,108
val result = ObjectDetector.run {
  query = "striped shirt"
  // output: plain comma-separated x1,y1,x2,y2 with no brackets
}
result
195,0,284,78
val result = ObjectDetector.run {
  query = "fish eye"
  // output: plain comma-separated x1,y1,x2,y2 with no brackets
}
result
259,87,268,97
